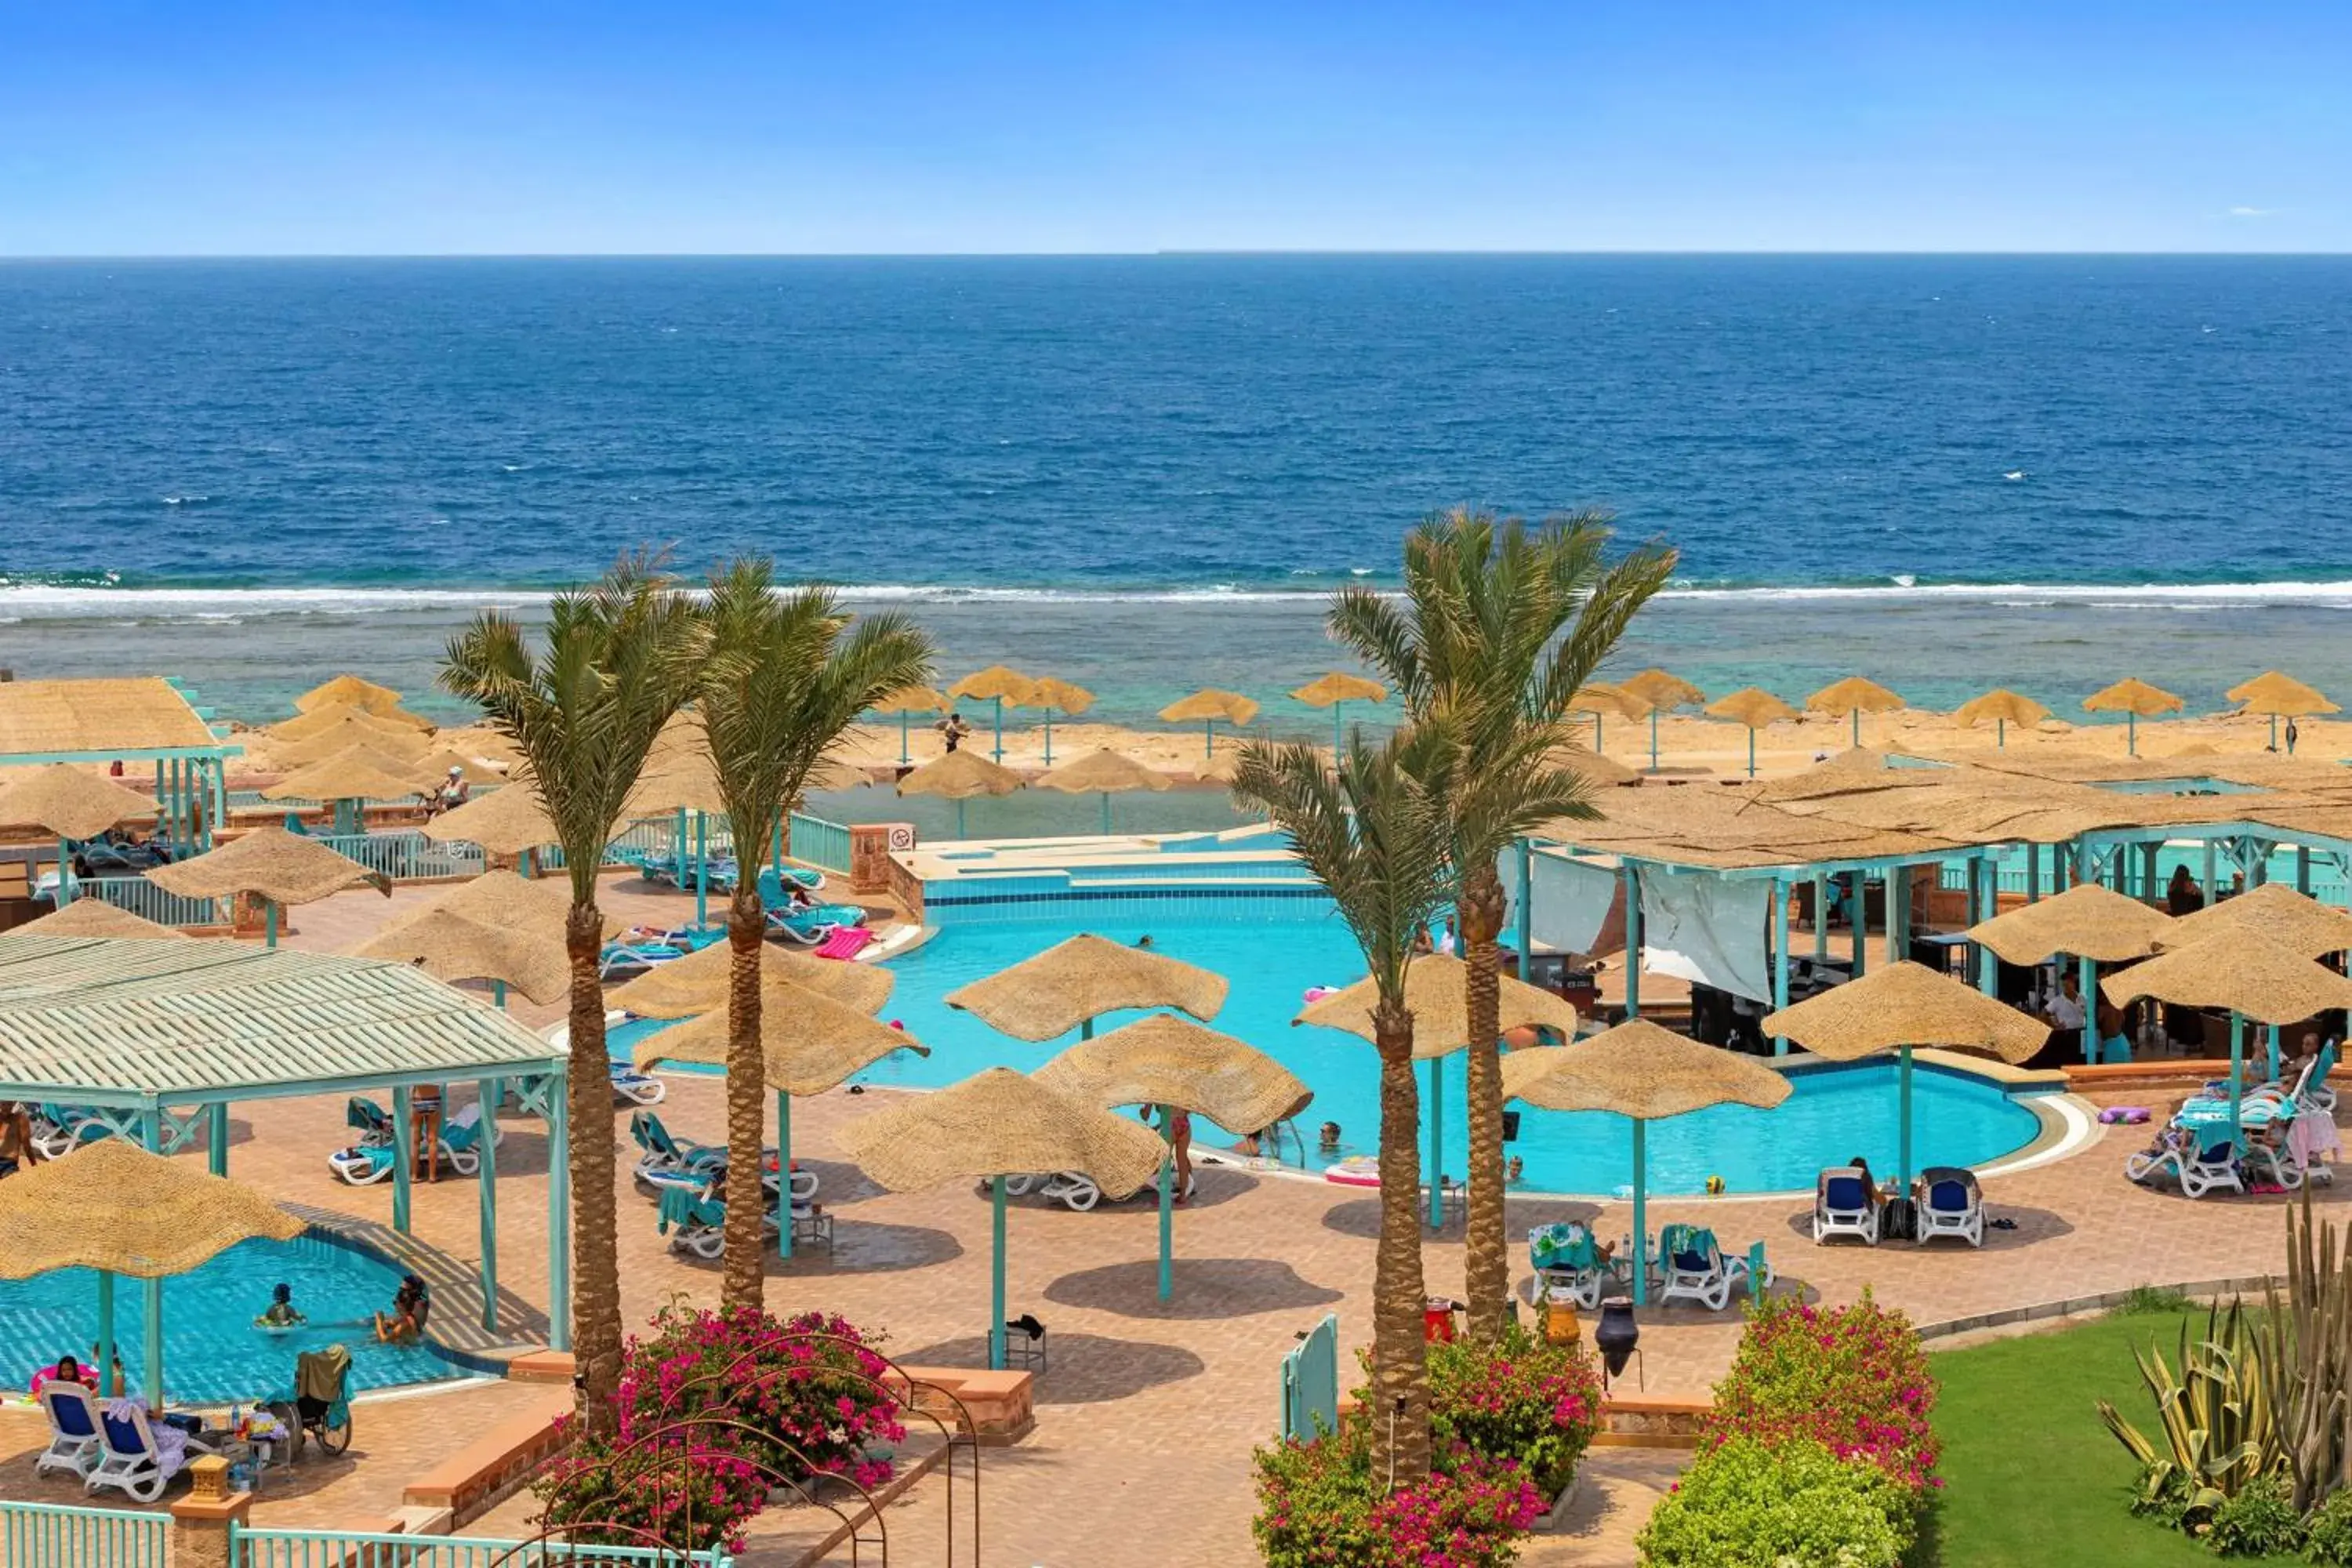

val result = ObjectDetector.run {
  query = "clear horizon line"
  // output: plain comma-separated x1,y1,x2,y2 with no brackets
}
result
4,247,2352,263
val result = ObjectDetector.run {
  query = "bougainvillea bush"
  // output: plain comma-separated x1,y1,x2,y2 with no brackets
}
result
536,1302,909,1552
1426,1326,1606,1497
1703,1290,1940,1495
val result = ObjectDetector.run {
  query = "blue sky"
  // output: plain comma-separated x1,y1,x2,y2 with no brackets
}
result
3,2,2345,255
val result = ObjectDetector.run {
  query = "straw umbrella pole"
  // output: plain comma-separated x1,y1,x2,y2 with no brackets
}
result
1025,677,1094,768
947,666,1036,763
2227,671,2339,754
1764,962,2046,1191
1159,689,1261,759
895,749,1023,839
0,1141,304,1407
1967,880,2175,1056
874,686,949,766
1806,677,1906,750
1951,689,2051,751
0,764,159,909
1038,1014,1311,1299
838,1069,1165,1369
262,744,431,836
1502,1022,1791,1305
1290,673,1388,758
146,825,390,946
2103,933,2352,1135
1703,688,1799,779
1036,749,1171,833
1570,684,1649,757
1617,670,1706,772
2082,677,2183,757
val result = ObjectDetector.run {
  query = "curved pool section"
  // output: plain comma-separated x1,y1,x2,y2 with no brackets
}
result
626,911,2048,1196
0,1234,462,1403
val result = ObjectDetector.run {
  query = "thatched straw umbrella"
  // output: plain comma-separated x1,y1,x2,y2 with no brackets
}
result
261,744,430,833
1571,683,1650,756
1036,750,1170,833
1704,688,1800,779
1502,1022,1791,1304
1764,961,2045,1189
1158,688,1261,758
1298,953,1581,1229
0,1140,304,1406
946,666,1036,762
1951,689,2050,750
415,749,509,786
897,749,1023,839
16,899,189,940
2102,931,2352,1130
2227,671,2339,753
147,825,390,946
837,1067,1166,1368
1025,677,1094,766
269,699,434,742
873,684,949,765
0,764,160,907
1036,1013,1312,1299
294,673,406,715
1806,677,1906,750
347,870,611,1006
2082,677,2183,757
626,746,731,928
2162,882,2352,960
1967,882,2175,1062
1618,669,1706,772
606,936,894,1018
267,717,432,769
1548,747,1640,788
423,782,559,864
1290,672,1388,756
947,932,1228,1040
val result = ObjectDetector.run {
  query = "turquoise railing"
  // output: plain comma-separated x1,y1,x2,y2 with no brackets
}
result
787,811,855,874
1279,1312,1341,1443
312,830,486,882
234,1526,731,1567
1,1501,169,1568
76,875,225,927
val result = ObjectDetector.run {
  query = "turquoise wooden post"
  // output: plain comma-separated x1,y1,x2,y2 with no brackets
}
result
1100,793,1112,833
693,811,709,930
477,1077,499,1333
1813,873,1829,959
1896,1045,1915,1190
2079,955,2096,1064
1851,873,1866,979
775,1091,794,1260
992,696,1006,762
2229,1015,2245,1138
1516,840,1534,981
1425,1057,1445,1229
1977,861,1998,997
771,816,786,878
264,900,279,949
140,1108,163,1407
1331,703,1345,760
1629,1119,1649,1306
989,1176,1008,1370
1041,704,1055,766
207,1103,228,1177
2268,1025,2282,1083
1624,865,1643,1018
2025,842,2040,904
2202,840,2217,903
1156,1106,1174,1301
2299,847,2314,895
898,710,913,765
956,798,968,838
1771,877,1790,1055
1647,709,1661,771
1746,727,1759,779
1885,866,1906,965
391,1086,413,1235
96,1270,116,1406
546,1073,572,1352
55,835,71,906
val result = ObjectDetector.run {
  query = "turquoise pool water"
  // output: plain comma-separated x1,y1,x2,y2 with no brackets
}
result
0,1235,460,1405
625,913,2046,1196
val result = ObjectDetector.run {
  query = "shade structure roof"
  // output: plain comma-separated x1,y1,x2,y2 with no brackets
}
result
897,749,1023,801
0,677,227,760
0,1140,305,1280
1035,750,1171,797
1294,953,1582,1060
1763,961,2047,1063
261,745,430,804
837,1065,1168,1197
348,911,567,1006
948,666,1036,704
2160,883,2352,959
1571,683,1652,721
1501,1020,1792,1120
379,869,622,939
294,674,405,715
147,826,390,907
1704,688,1800,731
15,900,191,941
1953,690,2051,729
0,764,160,838
1618,668,1705,710
2083,678,2184,718
0,933,566,1107
625,746,728,817
1033,1014,1312,1131
266,719,431,769
1967,881,2177,964
874,685,949,717
1028,677,1095,716
2228,671,2339,717
1290,673,1387,708
1806,677,1905,717
946,932,1228,1040
2100,933,2352,1025
1159,689,1261,727
605,937,894,1018
268,700,432,742
630,977,927,1095
423,783,560,856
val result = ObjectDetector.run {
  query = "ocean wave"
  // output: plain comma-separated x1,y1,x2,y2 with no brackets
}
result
1653,579,2352,605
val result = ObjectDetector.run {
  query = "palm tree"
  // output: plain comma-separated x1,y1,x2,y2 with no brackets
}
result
441,556,710,1432
699,559,933,1312
1231,725,1454,1488
1329,510,1675,1342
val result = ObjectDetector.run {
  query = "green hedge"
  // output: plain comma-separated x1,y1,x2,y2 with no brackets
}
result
1639,1438,1915,1568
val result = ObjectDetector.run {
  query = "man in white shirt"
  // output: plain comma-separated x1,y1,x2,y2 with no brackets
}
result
2043,972,2087,1065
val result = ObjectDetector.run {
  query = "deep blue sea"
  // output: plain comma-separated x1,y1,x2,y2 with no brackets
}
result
4,255,2351,727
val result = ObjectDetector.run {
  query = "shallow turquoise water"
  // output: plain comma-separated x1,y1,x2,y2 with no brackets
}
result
0,1236,459,1404
626,914,2045,1196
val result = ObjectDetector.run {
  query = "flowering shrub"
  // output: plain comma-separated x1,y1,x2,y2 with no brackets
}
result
1253,1421,1544,1568
536,1302,909,1552
1703,1290,1940,1495
1637,1437,1913,1568
1426,1326,1605,1496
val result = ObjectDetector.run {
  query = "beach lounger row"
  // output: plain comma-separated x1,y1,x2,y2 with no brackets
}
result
1528,1221,1773,1312
1814,1165,1984,1246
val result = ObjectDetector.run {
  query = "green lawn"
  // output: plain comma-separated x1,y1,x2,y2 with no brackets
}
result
1929,1308,2301,1567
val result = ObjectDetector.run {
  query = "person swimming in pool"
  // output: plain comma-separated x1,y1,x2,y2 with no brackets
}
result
374,1274,430,1345
256,1282,306,1330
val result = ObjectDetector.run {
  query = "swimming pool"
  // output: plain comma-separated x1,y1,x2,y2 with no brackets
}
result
626,910,2049,1196
0,1234,462,1405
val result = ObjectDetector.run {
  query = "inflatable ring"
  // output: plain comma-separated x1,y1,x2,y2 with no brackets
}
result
2098,1105,2151,1125
1303,985,1340,1004
1323,1154,1381,1188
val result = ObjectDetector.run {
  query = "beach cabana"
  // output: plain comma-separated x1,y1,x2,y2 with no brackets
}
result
1298,954,1581,1226
1158,689,1261,758
0,764,160,909
2227,671,2339,753
1764,961,2045,1190
1571,684,1650,757
1290,673,1388,757
1025,677,1094,767
0,1141,303,1408
947,932,1228,1040
1036,1014,1310,1299
838,1068,1165,1369
1704,688,1799,779
1806,677,1906,750
146,825,390,946
873,686,949,765
2082,678,2183,757
2102,933,2352,1132
1502,1022,1791,1305
1952,689,2050,750
0,934,572,1340
1036,750,1171,832
607,935,895,1018
1966,881,2175,1053
896,749,1023,838
946,666,1036,762
0,677,239,866
1618,670,1706,772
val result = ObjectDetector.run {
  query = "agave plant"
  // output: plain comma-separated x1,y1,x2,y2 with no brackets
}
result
2100,1299,2280,1525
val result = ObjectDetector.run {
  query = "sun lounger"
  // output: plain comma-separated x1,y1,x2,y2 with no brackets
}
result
1913,1166,1984,1247
657,1177,782,1260
1657,1224,1764,1310
609,1061,666,1106
2127,1135,2243,1200
765,902,869,946
757,866,828,907
31,1104,112,1160
599,941,688,981
34,1382,104,1481
87,1402,210,1503
328,1097,499,1185
1813,1166,1881,1245
1529,1221,1621,1309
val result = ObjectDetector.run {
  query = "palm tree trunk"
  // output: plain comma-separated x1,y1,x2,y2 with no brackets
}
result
1370,998,1432,1489
1459,865,1511,1341
720,884,768,1314
565,903,624,1436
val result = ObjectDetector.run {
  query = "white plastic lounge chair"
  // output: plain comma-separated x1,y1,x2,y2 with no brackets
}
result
2127,1135,2243,1200
34,1382,104,1481
1913,1166,1984,1247
87,1403,208,1503
1530,1222,1617,1310
1813,1166,1881,1245
1657,1225,1750,1310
